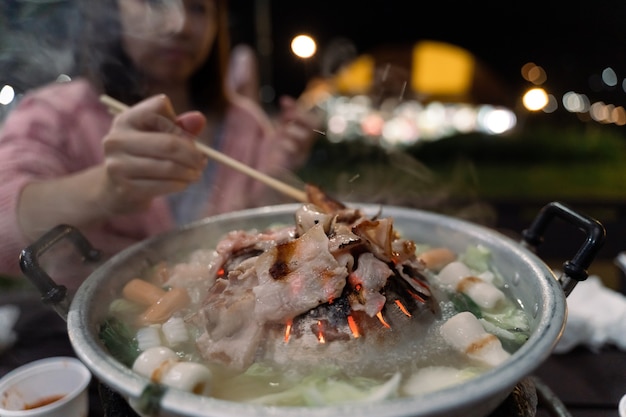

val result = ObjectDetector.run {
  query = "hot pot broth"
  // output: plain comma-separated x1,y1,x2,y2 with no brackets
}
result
99,200,531,406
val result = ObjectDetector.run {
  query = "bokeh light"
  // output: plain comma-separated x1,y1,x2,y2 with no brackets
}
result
590,101,610,123
542,94,558,113
521,62,547,85
479,107,517,135
562,91,590,113
601,67,617,87
522,88,549,111
319,94,516,146
0,85,15,106
291,35,317,59
612,106,626,126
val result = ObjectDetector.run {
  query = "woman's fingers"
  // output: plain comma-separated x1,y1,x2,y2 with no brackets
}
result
176,111,206,136
104,129,206,171
100,154,200,214
99,95,209,213
105,95,208,172
114,94,178,129
277,97,320,158
107,177,192,199
104,151,203,182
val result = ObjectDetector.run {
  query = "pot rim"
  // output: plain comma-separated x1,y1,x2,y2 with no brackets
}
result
68,203,566,417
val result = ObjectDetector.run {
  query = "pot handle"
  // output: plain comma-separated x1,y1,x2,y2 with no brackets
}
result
19,224,101,320
521,201,606,296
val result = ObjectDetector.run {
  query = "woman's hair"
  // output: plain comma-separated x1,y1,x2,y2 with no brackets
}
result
74,0,230,113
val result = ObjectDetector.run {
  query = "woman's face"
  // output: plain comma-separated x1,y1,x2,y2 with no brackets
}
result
118,0,218,85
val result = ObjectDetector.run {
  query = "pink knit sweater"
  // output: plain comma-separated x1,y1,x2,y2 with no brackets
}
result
0,79,301,284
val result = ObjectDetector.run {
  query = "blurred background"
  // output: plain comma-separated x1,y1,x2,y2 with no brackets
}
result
1,0,625,288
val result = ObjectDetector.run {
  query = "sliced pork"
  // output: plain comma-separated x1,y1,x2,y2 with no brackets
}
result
253,223,348,322
190,195,434,370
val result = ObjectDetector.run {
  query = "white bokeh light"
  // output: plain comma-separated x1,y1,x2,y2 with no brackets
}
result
601,67,617,87
562,91,590,113
479,107,517,134
291,35,317,59
0,85,15,106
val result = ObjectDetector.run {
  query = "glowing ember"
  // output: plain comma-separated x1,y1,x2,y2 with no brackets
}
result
317,320,326,343
407,289,427,303
376,312,391,329
395,299,412,317
284,319,292,343
347,315,360,338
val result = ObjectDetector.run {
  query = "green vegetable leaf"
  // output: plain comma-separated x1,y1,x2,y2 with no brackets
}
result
99,317,141,367
449,292,483,318
246,367,401,406
459,244,491,272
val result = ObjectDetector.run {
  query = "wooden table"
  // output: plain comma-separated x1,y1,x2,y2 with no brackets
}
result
534,346,625,417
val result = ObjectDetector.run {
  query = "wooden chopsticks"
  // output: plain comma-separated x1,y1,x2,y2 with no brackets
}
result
99,94,308,203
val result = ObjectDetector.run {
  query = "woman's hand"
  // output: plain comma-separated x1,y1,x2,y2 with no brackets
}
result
272,95,322,168
17,95,207,241
99,95,208,214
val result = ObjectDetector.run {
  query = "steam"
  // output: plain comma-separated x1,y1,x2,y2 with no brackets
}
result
301,146,497,227
0,1,80,92
0,0,190,94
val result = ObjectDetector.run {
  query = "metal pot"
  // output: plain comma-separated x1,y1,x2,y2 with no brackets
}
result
20,202,605,417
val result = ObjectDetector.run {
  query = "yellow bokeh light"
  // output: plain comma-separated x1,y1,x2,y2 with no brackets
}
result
521,62,536,81
291,35,317,59
411,41,475,96
334,55,375,95
521,62,547,85
523,88,549,111
527,66,547,85
613,106,626,126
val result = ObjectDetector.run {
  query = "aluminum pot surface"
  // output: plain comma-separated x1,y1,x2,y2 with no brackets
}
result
20,202,605,417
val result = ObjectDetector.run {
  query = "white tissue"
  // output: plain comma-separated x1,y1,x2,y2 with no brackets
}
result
554,275,626,353
0,305,20,353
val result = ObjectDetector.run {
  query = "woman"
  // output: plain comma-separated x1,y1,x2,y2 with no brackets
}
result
0,0,319,287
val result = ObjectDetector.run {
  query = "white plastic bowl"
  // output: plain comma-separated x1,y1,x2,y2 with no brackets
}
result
0,357,91,417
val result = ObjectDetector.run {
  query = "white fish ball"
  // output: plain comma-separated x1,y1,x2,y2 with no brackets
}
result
132,346,178,381
437,261,472,285
161,362,213,396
